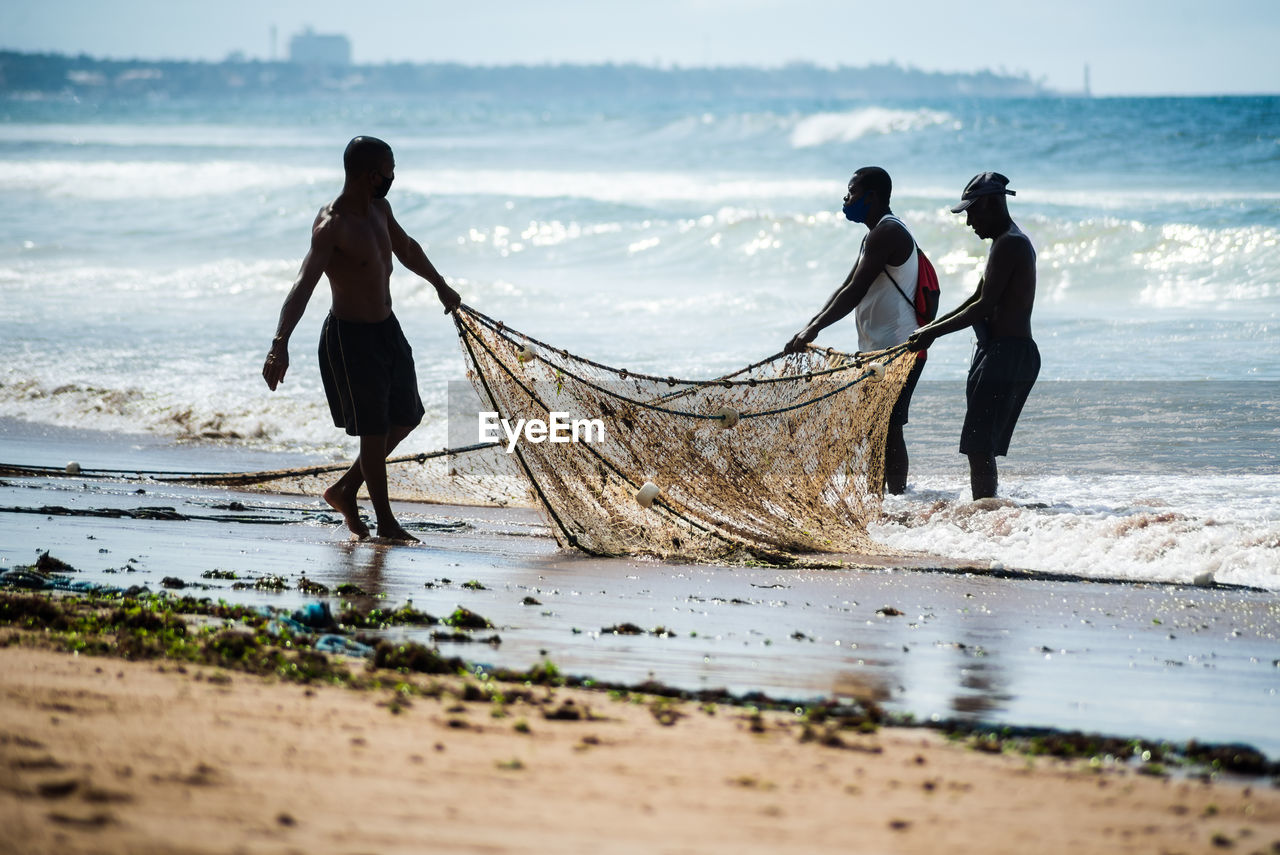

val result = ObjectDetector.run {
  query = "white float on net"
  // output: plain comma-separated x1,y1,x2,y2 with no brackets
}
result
712,405,739,430
635,481,660,508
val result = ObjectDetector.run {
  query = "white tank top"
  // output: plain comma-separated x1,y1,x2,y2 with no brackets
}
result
855,214,919,352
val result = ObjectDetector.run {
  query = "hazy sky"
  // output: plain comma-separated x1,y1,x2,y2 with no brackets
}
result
4,0,1277,96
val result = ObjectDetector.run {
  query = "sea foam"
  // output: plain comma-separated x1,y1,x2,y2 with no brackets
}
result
877,481,1280,592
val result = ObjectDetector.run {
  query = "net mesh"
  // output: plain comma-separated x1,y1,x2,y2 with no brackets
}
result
453,305,916,561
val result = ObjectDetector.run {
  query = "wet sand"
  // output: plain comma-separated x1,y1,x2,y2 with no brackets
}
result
2,464,1278,756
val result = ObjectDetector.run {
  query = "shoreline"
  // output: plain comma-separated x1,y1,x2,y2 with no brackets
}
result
1,590,1278,854
3,463,1279,757
3,417,1279,758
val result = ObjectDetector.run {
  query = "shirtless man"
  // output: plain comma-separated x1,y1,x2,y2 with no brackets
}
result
784,166,937,494
262,136,461,542
906,172,1039,500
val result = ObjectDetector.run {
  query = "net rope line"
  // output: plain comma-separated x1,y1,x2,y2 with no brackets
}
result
0,442,500,486
464,303,882,388
452,304,917,560
456,309,906,504
1,434,530,510
458,305,910,421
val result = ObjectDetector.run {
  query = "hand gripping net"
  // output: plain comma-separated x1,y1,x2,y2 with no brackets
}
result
454,305,917,561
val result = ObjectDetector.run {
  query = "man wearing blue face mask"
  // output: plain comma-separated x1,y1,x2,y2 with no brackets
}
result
784,166,936,494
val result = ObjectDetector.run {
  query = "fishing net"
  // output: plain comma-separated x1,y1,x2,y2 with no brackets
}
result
453,305,916,560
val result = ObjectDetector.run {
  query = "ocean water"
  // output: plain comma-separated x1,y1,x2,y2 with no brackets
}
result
1,90,1277,589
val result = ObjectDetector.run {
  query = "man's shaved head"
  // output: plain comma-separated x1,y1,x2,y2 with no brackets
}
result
343,136,392,176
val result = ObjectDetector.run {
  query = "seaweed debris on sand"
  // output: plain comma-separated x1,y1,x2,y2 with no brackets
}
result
0,588,1278,855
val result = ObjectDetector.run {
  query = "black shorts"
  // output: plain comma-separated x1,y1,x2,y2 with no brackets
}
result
889,357,924,430
318,312,425,437
960,337,1040,457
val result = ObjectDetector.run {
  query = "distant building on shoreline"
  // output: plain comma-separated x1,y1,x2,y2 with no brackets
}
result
288,28,351,66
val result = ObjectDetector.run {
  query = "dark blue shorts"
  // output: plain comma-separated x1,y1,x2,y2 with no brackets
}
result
960,337,1039,457
889,357,924,430
318,312,424,437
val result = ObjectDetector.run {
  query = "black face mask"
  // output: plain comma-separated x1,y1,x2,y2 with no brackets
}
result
374,172,393,199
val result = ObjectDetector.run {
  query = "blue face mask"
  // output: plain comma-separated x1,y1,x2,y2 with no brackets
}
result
842,196,869,222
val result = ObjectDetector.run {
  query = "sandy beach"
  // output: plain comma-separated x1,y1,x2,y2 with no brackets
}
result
2,622,1278,855
2,423,1280,852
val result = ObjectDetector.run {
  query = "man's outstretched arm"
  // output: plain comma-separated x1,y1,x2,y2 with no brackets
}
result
784,227,896,353
385,205,461,313
906,283,985,352
907,237,1029,350
263,212,334,390
909,285,982,348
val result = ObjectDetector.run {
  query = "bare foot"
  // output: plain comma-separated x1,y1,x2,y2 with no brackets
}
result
323,483,370,539
373,522,419,544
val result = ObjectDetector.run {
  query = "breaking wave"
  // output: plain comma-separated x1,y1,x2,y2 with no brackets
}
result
789,107,956,148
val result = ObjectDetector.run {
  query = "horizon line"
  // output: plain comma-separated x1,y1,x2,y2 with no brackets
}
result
1,47,1275,98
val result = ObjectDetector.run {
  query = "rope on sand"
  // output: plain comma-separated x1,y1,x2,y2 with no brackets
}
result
0,441,501,486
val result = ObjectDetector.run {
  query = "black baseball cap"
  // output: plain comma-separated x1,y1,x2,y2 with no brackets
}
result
951,172,1016,213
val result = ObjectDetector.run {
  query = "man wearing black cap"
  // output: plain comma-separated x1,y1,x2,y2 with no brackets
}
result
907,172,1039,500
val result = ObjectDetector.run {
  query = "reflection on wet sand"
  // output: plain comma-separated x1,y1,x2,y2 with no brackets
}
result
332,539,389,597
952,662,1012,715
831,671,892,706
948,619,1014,717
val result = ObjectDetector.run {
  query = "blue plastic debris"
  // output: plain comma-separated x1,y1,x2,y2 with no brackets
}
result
314,634,375,657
